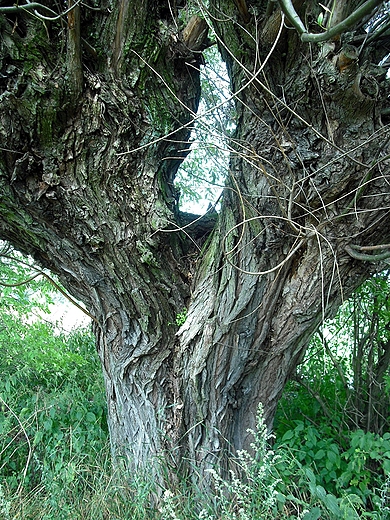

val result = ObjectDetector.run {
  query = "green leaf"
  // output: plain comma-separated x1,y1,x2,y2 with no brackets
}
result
282,429,294,441
314,449,326,460
315,485,327,501
305,467,316,484
323,493,341,516
303,507,322,520
86,412,96,423
43,419,53,431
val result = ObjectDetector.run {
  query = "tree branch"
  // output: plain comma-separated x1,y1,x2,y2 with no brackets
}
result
0,3,57,16
318,331,349,390
0,254,97,323
0,1,83,22
232,0,251,24
346,244,390,262
277,0,384,43
293,373,333,420
0,272,41,287
277,0,306,34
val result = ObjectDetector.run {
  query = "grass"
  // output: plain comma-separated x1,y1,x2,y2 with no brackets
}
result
0,315,389,518
2,393,389,519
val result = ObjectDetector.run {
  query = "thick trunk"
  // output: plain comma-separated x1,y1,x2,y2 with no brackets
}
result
174,0,390,474
1,0,390,488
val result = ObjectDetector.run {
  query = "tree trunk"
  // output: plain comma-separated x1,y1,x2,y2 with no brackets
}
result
1,0,390,488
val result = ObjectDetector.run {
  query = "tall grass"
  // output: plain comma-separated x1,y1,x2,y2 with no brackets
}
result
1,317,389,518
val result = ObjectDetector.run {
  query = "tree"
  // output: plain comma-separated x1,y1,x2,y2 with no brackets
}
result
276,272,390,438
1,0,390,487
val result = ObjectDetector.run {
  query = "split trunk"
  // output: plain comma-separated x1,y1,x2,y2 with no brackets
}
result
0,0,389,485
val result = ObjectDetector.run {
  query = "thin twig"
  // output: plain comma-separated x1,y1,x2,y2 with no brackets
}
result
0,254,98,324
0,395,32,497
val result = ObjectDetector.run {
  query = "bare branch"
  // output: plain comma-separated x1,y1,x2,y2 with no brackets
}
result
0,254,97,323
277,0,384,43
293,373,333,420
0,272,41,287
0,2,57,16
277,0,306,34
346,244,390,261
0,1,82,21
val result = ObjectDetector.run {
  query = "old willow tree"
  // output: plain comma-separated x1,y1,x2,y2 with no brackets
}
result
1,0,390,482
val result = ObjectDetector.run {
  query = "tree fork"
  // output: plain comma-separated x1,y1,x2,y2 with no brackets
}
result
0,0,390,491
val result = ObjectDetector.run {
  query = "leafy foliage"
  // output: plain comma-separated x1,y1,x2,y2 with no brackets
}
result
274,273,390,517
0,250,108,517
0,321,107,490
276,273,390,436
0,242,54,317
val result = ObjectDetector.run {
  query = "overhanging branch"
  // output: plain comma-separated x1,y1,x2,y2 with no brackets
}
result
0,1,82,22
278,0,384,43
0,253,97,323
346,243,390,262
0,2,57,16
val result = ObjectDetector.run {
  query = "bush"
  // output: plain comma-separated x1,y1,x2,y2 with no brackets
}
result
0,320,108,505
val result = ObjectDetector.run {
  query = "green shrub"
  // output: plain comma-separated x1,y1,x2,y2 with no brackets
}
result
274,421,390,517
0,321,108,501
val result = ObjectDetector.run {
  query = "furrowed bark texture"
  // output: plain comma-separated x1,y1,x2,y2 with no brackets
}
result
0,0,201,469
1,0,390,485
176,0,390,473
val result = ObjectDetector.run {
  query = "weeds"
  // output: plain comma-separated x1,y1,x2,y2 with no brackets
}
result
1,297,389,518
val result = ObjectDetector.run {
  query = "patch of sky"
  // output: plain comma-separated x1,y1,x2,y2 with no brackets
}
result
175,46,235,214
365,1,390,70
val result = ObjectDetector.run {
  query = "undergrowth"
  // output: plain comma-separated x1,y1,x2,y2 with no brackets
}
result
0,303,389,518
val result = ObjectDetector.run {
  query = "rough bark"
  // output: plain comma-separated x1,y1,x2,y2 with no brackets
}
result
1,0,390,489
176,1,390,476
